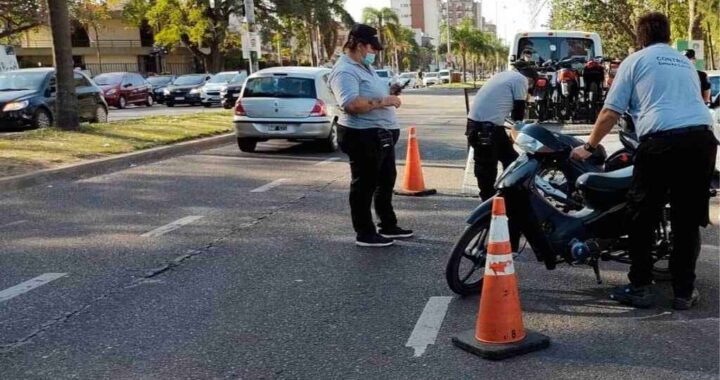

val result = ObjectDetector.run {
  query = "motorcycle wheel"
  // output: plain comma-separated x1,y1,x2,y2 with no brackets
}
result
446,215,491,296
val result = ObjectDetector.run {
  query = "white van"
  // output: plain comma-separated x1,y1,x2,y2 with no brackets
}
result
0,45,19,72
509,31,604,64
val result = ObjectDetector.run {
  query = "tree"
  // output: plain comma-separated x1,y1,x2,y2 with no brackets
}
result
0,0,46,40
47,0,79,130
72,0,110,68
447,19,477,82
123,0,241,73
362,7,400,67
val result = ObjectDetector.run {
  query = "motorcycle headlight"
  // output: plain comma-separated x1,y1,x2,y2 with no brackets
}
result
3,100,29,112
105,89,117,96
163,89,171,95
515,132,549,154
190,88,201,94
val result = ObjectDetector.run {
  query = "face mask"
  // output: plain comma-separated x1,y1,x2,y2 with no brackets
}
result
363,52,376,66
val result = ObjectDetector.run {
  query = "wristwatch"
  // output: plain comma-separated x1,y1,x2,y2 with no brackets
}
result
583,143,597,153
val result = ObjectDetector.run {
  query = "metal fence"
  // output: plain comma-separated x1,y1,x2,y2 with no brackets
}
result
19,39,150,48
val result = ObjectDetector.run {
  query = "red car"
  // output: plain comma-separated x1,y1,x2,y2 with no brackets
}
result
93,72,153,109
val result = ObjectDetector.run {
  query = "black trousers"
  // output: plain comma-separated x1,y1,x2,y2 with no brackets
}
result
466,119,519,200
337,125,400,237
627,130,717,298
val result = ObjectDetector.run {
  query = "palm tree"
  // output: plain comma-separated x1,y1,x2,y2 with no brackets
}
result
47,0,79,130
450,19,477,82
362,7,400,67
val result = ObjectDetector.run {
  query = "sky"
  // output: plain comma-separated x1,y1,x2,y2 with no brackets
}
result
344,0,551,45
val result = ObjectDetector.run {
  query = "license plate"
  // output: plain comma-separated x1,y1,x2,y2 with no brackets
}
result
269,125,288,131
174,96,184,101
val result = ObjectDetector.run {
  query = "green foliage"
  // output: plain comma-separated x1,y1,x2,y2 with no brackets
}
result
0,0,45,39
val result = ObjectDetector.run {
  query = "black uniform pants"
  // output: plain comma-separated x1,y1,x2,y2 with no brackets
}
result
466,119,519,200
338,125,400,237
627,130,717,298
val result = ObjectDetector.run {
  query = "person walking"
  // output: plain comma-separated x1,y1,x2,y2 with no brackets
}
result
685,49,712,105
328,24,413,248
571,12,716,310
466,65,538,200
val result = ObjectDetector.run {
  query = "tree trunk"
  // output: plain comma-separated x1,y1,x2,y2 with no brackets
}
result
462,50,466,83
308,21,318,66
688,0,695,41
93,26,102,71
47,0,79,130
394,48,399,73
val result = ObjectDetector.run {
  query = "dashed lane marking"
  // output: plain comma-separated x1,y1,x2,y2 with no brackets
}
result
0,273,68,303
314,157,341,166
141,215,204,237
250,178,289,193
405,296,453,357
0,220,28,229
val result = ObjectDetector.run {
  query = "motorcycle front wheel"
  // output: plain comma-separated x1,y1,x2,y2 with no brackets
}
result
446,215,491,296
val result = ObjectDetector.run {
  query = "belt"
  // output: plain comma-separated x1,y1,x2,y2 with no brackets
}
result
640,125,711,143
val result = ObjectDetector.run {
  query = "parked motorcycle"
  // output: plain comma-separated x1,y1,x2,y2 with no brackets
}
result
446,123,669,296
583,57,606,121
555,57,585,122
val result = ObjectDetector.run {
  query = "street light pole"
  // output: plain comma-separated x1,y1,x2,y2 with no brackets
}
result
445,0,451,69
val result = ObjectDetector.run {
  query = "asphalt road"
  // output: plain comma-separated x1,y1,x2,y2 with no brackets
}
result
0,94,717,379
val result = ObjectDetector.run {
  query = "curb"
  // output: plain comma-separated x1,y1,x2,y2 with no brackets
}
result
0,132,236,192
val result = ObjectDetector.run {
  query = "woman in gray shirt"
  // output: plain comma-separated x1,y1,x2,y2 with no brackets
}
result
328,24,412,247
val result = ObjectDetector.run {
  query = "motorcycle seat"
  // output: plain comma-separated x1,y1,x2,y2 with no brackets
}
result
576,166,634,192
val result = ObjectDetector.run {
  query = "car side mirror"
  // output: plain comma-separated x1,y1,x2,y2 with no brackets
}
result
124,83,132,88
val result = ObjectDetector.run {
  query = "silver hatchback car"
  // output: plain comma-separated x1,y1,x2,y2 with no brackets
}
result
233,67,339,152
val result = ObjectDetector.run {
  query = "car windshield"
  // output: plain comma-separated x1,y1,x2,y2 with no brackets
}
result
229,73,248,84
173,75,205,86
243,76,316,98
147,76,173,86
376,71,389,78
93,73,124,86
710,76,719,97
399,73,415,78
426,73,438,77
439,70,449,75
208,72,237,84
517,37,596,63
0,71,47,91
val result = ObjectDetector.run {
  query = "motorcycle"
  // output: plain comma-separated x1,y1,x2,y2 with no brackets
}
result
555,57,585,122
583,57,606,122
445,123,671,296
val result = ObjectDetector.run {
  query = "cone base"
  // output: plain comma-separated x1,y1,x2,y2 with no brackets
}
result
452,329,550,361
394,188,437,197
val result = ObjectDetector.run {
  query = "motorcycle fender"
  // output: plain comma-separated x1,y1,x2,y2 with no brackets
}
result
495,157,540,190
466,197,493,224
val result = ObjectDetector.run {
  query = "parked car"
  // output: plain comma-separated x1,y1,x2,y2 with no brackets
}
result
201,71,238,107
233,66,339,153
398,72,419,88
93,72,153,109
0,68,108,130
438,69,451,84
146,75,176,104
374,69,398,87
423,72,440,86
708,70,719,107
163,74,211,107
221,71,249,109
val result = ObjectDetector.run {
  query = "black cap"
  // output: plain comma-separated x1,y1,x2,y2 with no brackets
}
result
349,24,383,50
685,49,696,59
518,66,539,80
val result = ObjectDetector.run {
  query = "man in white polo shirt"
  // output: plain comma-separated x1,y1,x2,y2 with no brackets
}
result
572,12,716,310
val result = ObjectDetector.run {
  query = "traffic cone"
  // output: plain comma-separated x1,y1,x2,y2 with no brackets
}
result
452,197,550,360
395,127,436,196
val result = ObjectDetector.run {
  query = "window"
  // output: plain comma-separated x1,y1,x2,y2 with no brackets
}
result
73,72,91,88
517,37,596,63
709,76,719,98
132,74,147,86
93,73,124,86
243,76,316,98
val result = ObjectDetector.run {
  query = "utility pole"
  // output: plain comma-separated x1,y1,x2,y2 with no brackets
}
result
445,0,451,69
243,0,256,74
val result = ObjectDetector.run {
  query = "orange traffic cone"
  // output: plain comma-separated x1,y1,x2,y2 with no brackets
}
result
395,127,436,196
452,197,550,360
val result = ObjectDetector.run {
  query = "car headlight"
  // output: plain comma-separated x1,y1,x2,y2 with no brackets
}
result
190,88,201,94
3,100,29,112
105,89,117,96
163,89,171,95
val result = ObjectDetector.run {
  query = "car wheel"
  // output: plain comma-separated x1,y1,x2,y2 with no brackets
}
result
145,94,154,107
202,102,212,108
32,108,52,129
319,122,338,152
118,96,127,109
223,102,232,110
166,102,174,107
92,104,108,123
237,138,257,153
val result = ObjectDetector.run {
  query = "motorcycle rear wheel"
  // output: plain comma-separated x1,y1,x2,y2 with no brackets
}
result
446,215,491,296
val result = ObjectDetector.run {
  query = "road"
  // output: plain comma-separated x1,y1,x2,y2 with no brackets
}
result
0,93,717,379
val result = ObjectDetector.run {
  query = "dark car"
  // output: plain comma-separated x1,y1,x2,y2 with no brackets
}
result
220,72,248,109
0,68,108,130
147,75,176,104
93,72,153,109
163,74,211,107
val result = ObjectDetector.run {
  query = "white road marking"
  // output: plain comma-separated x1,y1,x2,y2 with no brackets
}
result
405,296,453,357
0,220,28,229
0,273,68,303
250,178,288,193
314,157,341,166
141,215,204,237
